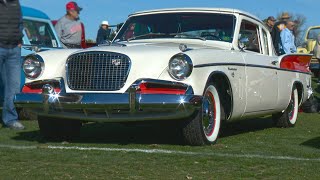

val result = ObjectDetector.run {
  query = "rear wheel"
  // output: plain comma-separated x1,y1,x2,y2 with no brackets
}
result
38,116,82,139
182,83,222,146
272,86,299,128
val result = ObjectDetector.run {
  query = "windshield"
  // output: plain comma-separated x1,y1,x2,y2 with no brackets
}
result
23,19,59,48
114,13,236,43
307,28,320,40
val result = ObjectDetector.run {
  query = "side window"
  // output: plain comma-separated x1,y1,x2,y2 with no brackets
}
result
23,19,58,48
262,29,270,55
239,20,261,54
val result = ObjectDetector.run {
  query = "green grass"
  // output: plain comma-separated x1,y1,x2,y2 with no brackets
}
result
1,114,320,179
0,79,319,179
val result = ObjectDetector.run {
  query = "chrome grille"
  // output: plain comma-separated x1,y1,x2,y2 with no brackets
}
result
66,52,131,91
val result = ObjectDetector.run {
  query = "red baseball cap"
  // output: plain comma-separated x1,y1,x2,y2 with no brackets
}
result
66,1,82,12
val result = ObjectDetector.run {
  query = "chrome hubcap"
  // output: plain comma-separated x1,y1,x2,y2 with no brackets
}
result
202,92,215,136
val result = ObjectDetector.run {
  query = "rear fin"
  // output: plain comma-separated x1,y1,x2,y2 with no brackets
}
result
279,54,312,73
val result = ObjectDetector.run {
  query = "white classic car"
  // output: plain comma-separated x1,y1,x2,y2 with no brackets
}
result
15,8,312,145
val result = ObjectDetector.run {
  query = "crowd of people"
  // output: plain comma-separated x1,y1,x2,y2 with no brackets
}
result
266,13,297,55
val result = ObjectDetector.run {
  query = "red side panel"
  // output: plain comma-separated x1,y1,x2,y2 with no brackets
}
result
51,20,57,26
80,22,87,49
280,55,312,73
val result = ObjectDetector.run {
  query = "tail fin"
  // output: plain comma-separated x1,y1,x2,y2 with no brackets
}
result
279,54,312,73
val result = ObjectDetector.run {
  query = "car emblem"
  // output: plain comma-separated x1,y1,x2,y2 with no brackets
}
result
111,59,121,66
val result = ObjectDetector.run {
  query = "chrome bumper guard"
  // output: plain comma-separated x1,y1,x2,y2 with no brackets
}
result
15,79,202,122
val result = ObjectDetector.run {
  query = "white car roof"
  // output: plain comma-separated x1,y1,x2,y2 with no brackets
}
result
130,8,262,23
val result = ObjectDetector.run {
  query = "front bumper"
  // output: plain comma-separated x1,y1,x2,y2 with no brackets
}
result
14,79,202,122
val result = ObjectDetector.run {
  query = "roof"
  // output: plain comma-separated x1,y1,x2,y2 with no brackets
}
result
130,8,262,23
22,6,50,20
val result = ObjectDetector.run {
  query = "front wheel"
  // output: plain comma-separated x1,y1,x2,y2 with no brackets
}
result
182,84,222,146
272,86,299,128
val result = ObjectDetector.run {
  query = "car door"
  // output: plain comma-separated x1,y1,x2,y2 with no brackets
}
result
239,19,279,114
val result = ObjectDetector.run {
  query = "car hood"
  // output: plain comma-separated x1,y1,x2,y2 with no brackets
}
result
32,40,233,93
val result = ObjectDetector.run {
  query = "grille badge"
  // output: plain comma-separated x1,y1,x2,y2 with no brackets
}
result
111,59,122,66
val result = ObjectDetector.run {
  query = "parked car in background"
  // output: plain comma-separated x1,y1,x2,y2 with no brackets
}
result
15,8,312,145
298,26,320,75
18,6,61,89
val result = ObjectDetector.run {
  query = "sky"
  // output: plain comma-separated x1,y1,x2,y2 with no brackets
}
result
20,0,320,40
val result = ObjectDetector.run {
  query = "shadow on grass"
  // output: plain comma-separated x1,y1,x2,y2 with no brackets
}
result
13,122,184,145
12,116,275,145
220,116,274,138
300,137,320,149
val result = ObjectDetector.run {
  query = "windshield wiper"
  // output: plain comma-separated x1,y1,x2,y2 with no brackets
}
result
170,33,206,41
127,33,166,42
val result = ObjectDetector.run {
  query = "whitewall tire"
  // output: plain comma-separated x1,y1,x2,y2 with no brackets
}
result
182,83,222,145
272,86,299,128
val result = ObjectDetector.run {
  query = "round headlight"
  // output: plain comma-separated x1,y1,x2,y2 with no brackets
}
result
168,54,193,80
23,55,44,79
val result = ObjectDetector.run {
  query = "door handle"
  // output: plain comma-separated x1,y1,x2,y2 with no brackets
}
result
271,61,278,65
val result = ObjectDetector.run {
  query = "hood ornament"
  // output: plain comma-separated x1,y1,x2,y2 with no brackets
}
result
179,44,188,52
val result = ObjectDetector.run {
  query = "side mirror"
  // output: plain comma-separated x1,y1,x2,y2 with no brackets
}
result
238,37,249,51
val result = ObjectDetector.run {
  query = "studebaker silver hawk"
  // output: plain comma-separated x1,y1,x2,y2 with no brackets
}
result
15,8,312,145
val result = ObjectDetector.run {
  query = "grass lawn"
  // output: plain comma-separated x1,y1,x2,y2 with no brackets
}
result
0,79,319,179
1,114,320,179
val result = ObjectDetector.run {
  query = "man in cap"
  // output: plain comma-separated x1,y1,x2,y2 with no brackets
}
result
96,21,111,45
55,1,83,48
265,16,276,32
0,0,25,130
271,12,291,55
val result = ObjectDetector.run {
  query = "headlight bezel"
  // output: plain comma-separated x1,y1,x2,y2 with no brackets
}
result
168,53,193,81
23,54,45,80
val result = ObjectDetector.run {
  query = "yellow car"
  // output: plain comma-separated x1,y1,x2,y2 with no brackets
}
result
298,26,320,74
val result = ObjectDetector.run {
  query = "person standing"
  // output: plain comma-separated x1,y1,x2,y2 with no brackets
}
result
265,16,276,32
280,21,297,54
314,34,320,83
0,0,24,130
314,34,320,60
96,21,111,45
55,1,83,49
271,12,291,55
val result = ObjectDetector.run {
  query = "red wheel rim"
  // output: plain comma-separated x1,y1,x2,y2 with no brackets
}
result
202,91,216,137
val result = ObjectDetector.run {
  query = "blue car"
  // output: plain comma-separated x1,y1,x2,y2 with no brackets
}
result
21,6,62,85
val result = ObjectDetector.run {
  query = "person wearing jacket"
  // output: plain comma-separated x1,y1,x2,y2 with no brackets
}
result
55,1,83,49
314,34,320,60
0,0,25,130
96,21,111,45
314,34,320,83
280,21,297,54
271,12,291,55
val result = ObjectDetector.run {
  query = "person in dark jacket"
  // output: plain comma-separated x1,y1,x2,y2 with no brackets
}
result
265,16,276,32
271,12,291,56
96,21,111,45
0,0,24,130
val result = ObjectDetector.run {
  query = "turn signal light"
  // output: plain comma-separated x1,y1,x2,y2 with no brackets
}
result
138,82,187,95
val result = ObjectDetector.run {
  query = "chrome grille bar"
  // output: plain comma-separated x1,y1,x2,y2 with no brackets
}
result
66,52,131,91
